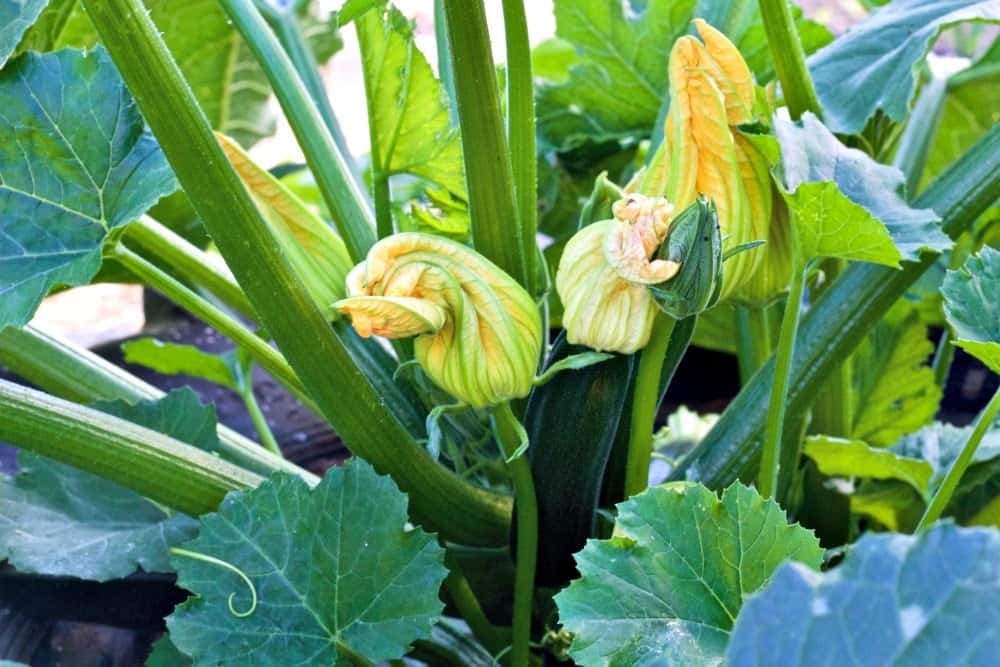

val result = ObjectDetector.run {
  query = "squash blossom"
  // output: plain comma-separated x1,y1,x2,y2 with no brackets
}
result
217,134,354,318
556,193,675,354
335,233,542,408
645,19,787,304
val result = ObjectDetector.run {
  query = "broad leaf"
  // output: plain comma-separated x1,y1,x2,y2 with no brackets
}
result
19,0,341,147
894,420,1000,489
804,435,933,493
537,0,830,152
807,0,1000,134
357,6,465,197
785,182,902,266
852,304,941,446
167,459,447,666
555,483,823,666
774,112,951,261
923,41,1000,188
0,390,218,581
123,338,238,390
0,0,46,66
726,523,1000,666
0,48,176,329
942,246,1000,373
853,420,1000,529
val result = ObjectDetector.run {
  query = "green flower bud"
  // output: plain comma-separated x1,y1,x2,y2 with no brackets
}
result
648,198,725,319
217,134,353,319
335,233,542,407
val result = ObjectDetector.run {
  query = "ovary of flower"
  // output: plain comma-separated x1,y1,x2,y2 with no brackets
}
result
335,233,542,408
605,194,681,285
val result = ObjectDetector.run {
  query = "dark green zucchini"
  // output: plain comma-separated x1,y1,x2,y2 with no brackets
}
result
522,332,634,587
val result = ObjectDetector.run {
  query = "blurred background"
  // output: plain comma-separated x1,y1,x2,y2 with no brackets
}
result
30,0,868,349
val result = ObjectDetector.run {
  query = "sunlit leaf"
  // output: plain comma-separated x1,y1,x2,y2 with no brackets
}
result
555,482,822,665
357,5,465,197
804,435,933,493
774,112,951,262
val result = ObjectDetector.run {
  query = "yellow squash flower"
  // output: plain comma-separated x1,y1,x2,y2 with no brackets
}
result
556,193,675,354
335,233,542,408
645,19,783,304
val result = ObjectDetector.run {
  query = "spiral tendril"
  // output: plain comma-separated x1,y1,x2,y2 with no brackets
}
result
170,547,259,618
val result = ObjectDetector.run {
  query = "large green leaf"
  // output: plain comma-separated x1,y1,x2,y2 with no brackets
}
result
726,523,1000,666
942,246,1000,373
555,483,823,666
0,48,176,329
807,0,1000,134
922,42,1000,188
146,636,193,667
852,304,941,446
17,0,340,147
167,459,447,666
536,0,830,152
774,113,951,261
0,389,220,581
804,435,933,493
357,6,465,197
0,0,46,66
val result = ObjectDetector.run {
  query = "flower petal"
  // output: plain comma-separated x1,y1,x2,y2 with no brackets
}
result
557,221,658,354
338,233,541,407
334,295,447,339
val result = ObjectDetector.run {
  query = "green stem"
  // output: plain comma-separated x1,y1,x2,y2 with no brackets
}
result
242,386,282,456
670,124,1000,489
0,325,312,482
501,0,537,295
893,75,947,196
0,380,262,516
356,9,396,239
758,256,806,499
932,328,956,389
624,313,677,498
83,0,512,547
219,0,376,262
127,216,255,319
444,569,510,655
491,402,537,667
433,0,459,124
112,244,316,412
757,0,822,119
917,387,1000,530
260,5,363,187
441,0,529,290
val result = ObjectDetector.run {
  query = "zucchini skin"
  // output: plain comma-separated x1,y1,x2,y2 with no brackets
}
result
523,333,634,587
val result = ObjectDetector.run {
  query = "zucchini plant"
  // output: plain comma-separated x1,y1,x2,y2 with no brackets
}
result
0,0,999,665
